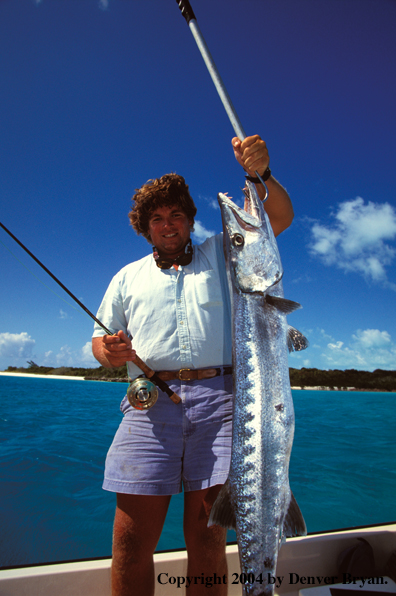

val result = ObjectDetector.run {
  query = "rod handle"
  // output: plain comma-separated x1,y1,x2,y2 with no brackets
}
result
133,355,154,378
134,355,182,404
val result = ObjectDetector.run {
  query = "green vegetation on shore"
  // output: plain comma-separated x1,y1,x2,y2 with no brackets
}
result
4,361,129,382
3,362,396,391
289,367,396,392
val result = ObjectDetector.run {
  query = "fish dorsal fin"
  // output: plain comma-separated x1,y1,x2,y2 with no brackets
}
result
207,479,236,530
283,492,307,539
265,294,302,314
287,326,309,352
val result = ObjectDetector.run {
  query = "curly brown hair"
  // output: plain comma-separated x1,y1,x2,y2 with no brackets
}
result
128,173,197,242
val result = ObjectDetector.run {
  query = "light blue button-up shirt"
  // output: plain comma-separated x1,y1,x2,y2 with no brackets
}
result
93,233,232,380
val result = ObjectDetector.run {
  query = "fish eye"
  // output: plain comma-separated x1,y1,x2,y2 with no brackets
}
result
232,233,244,247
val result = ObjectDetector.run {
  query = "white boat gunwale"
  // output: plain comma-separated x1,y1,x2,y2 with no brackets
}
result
0,521,395,595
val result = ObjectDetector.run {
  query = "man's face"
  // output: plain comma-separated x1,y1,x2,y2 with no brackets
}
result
148,205,193,260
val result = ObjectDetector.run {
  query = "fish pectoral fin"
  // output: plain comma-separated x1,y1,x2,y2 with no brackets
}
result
287,325,309,352
265,295,302,314
283,492,307,538
207,479,236,530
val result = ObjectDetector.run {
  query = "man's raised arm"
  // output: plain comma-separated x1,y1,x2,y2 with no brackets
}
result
232,134,294,236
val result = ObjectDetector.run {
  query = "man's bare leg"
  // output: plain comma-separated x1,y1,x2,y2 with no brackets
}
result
184,485,228,595
111,493,171,596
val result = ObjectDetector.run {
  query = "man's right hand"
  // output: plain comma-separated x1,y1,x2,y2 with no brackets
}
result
92,330,136,368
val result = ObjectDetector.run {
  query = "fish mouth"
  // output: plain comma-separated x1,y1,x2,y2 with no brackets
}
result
218,178,267,224
217,193,261,230
218,189,284,293
243,183,263,220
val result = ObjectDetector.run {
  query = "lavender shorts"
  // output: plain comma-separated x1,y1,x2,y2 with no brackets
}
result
102,373,233,496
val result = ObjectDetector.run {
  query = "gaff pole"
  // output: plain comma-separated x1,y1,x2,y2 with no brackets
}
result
175,0,268,200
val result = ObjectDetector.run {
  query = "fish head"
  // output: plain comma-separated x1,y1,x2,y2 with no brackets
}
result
218,182,283,294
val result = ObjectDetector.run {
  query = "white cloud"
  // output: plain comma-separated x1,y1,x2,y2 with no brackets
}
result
209,199,219,210
323,341,368,368
41,342,97,368
192,220,216,243
199,195,220,211
35,0,109,9
0,336,96,370
328,341,344,350
309,198,396,288
0,332,36,360
352,329,391,349
81,341,97,365
290,326,396,371
55,345,74,367
53,343,97,367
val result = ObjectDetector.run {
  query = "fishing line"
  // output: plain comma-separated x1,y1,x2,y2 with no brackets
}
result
0,220,182,407
0,221,112,335
0,237,91,320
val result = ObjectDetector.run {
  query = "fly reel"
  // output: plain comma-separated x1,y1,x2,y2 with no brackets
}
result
127,377,159,410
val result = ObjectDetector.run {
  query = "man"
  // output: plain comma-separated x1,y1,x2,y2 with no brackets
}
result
92,135,294,596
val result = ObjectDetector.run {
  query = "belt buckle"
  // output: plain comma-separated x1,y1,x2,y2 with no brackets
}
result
178,368,192,381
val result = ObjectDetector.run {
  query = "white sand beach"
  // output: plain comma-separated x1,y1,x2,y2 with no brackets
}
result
291,385,356,391
0,372,85,381
1,374,358,389
1,374,363,391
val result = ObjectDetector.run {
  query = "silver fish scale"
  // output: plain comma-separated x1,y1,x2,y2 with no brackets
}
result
231,287,294,596
210,182,306,596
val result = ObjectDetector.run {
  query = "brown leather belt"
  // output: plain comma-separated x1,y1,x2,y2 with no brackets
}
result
157,366,233,382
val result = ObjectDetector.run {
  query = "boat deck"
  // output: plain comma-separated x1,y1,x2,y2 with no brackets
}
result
1,523,395,595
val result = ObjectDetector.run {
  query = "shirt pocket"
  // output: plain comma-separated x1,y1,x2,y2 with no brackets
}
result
193,270,223,309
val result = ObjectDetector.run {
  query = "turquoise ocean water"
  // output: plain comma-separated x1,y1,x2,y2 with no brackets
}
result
1,375,395,568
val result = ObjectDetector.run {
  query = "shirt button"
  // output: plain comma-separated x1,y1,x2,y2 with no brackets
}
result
180,321,184,325
182,345,186,349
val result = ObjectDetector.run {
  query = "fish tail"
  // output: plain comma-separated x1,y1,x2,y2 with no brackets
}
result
282,491,307,538
207,479,236,530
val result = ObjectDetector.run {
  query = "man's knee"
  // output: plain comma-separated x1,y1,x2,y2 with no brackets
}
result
112,511,150,568
112,493,170,566
185,520,227,569
184,486,227,555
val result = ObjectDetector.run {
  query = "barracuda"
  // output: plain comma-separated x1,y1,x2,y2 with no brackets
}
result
209,181,308,596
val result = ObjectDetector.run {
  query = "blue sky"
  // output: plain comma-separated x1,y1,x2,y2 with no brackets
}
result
0,0,395,372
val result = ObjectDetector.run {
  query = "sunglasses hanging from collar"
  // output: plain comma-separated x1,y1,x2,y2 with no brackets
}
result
153,239,193,269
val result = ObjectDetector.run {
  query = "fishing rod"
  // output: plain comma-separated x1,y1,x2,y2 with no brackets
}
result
175,0,269,200
0,221,181,409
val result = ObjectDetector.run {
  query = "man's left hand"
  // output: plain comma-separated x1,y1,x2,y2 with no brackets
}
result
232,134,270,178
